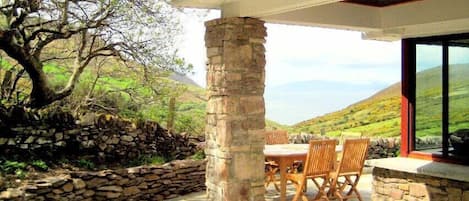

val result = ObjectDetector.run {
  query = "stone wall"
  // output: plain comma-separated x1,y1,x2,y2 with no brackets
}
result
288,134,401,159
372,167,469,201
0,159,206,201
0,110,202,165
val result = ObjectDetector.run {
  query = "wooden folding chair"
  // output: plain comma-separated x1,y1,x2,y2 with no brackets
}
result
264,130,289,190
329,138,370,201
286,139,337,201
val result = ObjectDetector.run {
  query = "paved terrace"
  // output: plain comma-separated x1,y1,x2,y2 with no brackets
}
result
169,173,372,201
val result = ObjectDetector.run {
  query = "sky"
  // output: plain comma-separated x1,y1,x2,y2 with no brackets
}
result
177,9,402,125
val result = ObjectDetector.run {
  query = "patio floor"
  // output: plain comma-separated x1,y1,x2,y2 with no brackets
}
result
169,173,373,201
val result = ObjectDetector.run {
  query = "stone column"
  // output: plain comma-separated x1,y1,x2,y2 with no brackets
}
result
204,17,267,201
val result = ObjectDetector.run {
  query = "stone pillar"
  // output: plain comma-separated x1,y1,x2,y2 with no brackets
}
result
204,17,267,201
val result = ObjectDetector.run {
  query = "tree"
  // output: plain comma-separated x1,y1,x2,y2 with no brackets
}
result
0,0,186,108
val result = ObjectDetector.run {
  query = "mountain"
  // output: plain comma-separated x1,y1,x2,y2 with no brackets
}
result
265,80,389,125
292,82,401,137
293,64,469,137
170,72,201,87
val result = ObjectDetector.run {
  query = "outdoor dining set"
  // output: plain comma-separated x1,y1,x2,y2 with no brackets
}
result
264,130,370,201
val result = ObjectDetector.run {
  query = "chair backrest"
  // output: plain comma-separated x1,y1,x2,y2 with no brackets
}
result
265,130,289,145
303,139,337,176
336,138,370,175
339,131,362,145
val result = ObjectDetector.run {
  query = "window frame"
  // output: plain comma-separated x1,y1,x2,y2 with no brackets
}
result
401,33,469,164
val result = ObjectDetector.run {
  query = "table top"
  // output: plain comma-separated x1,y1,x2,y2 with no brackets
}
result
264,144,309,156
264,143,342,157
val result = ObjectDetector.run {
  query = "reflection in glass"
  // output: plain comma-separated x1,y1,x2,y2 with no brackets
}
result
448,42,469,156
415,44,443,151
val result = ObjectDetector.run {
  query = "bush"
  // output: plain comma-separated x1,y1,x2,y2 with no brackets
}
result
31,160,48,171
77,159,95,170
190,150,205,160
0,160,27,178
128,155,167,167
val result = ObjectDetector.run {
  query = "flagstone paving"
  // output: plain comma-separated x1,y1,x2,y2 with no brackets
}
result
169,173,372,201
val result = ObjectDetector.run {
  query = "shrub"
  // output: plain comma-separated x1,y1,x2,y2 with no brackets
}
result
0,160,27,179
31,160,48,171
77,159,95,170
128,155,167,167
190,150,205,160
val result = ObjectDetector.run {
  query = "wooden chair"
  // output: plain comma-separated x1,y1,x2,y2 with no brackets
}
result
329,138,370,201
286,139,337,201
264,130,289,191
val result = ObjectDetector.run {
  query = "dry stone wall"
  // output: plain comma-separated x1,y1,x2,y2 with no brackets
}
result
288,134,401,159
0,159,206,201
0,109,202,165
372,167,469,201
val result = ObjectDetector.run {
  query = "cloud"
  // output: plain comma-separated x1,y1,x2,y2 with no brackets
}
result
265,24,401,86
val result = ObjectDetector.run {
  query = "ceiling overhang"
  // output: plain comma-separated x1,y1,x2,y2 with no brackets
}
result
343,0,421,7
171,0,469,41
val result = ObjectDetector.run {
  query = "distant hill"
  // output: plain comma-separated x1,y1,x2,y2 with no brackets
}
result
170,72,201,88
293,82,401,137
293,64,469,137
265,80,388,125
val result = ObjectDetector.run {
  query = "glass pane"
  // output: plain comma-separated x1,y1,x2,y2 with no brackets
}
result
448,41,469,156
415,44,443,151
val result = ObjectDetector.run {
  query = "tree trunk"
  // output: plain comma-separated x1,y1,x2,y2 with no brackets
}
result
1,36,73,108
1,69,13,98
167,97,176,133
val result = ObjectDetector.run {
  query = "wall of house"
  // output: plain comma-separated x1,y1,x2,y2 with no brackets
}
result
372,167,469,201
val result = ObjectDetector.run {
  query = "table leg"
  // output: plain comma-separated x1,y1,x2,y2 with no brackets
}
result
279,158,287,201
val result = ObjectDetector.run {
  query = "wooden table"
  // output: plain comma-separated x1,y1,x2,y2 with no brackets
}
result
264,144,342,201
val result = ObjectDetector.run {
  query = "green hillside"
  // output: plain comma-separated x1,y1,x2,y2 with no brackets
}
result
293,64,469,138
293,84,401,137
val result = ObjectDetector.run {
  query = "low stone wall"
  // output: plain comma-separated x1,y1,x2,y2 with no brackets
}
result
0,110,202,165
288,134,401,159
372,167,469,201
0,159,206,201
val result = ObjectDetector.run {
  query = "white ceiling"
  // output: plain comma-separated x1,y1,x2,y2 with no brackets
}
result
172,0,469,41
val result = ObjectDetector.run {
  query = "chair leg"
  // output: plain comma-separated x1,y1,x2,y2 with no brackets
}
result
312,177,330,201
292,178,307,201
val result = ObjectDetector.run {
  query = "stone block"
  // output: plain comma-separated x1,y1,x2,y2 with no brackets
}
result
62,182,74,192
72,179,86,190
207,47,220,57
398,183,410,191
463,190,469,201
121,135,133,142
409,183,428,198
123,186,140,196
216,120,232,147
447,187,461,201
390,189,404,200
240,96,264,115
97,186,123,192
